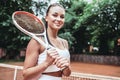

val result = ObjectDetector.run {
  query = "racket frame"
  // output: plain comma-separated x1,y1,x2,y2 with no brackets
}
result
12,11,49,48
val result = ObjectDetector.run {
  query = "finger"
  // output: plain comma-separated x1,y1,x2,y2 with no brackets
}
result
55,58,67,67
49,47,56,51
47,49,57,55
53,56,61,64
56,58,69,68
47,48,56,53
61,62,69,68
50,51,59,57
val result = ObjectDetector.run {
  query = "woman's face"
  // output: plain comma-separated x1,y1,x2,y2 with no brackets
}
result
46,6,65,30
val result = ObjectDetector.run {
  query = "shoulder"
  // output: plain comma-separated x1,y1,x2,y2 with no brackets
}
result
59,37,69,49
27,38,40,48
26,38,44,54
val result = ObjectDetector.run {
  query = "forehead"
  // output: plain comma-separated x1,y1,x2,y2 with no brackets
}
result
48,6,65,15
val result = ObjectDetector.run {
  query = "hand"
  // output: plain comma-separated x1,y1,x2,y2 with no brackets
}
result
54,56,70,69
45,48,59,66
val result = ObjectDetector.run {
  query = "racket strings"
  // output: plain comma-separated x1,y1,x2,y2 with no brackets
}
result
14,14,44,34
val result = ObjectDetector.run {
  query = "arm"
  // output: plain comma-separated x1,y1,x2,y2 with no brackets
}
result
23,39,58,80
23,39,49,80
62,40,71,76
55,56,71,77
55,39,71,76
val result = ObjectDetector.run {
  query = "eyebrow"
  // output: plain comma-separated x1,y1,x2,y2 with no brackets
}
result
53,12,65,15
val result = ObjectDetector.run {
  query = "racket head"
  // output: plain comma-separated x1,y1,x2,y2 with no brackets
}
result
12,11,45,36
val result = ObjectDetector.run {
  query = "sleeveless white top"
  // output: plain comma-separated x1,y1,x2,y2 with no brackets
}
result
37,48,70,72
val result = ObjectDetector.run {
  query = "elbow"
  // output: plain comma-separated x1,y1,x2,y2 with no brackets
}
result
22,69,41,80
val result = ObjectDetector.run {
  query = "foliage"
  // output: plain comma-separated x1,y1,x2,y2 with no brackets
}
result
0,0,32,52
82,0,120,54
60,0,120,55
1,0,120,56
60,0,88,53
31,0,50,18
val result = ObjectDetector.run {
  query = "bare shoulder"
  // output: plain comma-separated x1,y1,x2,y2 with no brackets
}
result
26,38,45,54
24,38,41,68
27,38,40,51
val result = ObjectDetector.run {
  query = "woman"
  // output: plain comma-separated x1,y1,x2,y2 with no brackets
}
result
23,3,71,80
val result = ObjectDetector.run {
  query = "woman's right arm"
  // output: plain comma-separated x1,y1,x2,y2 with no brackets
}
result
23,39,59,80
23,39,50,80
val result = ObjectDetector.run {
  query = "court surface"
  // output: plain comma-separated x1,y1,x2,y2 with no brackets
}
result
70,62,120,77
0,61,120,80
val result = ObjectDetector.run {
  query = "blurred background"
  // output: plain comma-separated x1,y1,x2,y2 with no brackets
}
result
0,0,120,80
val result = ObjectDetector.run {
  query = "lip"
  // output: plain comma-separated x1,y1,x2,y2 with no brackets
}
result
53,20,63,27
55,23,61,26
54,22,61,26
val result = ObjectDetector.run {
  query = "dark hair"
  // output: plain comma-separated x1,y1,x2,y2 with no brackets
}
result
46,3,65,16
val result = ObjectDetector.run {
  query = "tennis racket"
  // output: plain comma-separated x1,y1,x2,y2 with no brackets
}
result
12,11,50,48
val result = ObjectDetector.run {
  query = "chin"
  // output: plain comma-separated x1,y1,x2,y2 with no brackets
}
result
56,26,63,30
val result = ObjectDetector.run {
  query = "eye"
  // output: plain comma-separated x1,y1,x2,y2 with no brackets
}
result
60,15,64,19
52,14,58,17
52,13,65,19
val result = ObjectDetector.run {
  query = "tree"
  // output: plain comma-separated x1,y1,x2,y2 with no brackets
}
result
1,0,120,57
0,0,32,58
60,0,120,55
82,0,120,54
60,0,89,53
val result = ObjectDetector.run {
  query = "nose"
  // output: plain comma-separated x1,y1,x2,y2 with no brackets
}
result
56,16,61,21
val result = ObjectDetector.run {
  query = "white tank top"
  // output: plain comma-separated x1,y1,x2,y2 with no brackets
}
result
37,48,70,72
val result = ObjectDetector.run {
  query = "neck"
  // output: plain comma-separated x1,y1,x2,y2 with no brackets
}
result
47,28,58,39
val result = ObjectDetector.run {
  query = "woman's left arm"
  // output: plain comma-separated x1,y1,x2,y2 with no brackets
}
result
62,39,71,76
55,39,71,76
55,56,71,76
